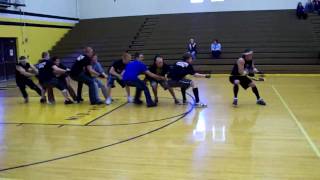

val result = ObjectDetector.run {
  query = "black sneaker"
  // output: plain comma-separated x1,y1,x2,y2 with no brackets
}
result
40,97,47,104
64,99,74,105
24,98,29,103
233,99,238,106
154,98,159,104
147,103,157,108
174,99,182,105
134,99,143,105
76,98,84,103
257,99,266,106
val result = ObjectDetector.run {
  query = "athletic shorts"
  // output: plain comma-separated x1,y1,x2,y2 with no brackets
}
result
167,79,192,89
229,76,252,90
107,75,125,88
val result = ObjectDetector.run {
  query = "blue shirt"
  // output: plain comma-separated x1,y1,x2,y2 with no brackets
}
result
123,60,148,81
92,62,105,74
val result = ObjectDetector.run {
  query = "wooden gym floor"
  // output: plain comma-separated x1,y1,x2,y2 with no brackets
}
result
0,75,319,179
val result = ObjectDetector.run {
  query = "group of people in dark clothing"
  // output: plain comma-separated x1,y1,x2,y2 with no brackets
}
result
15,46,267,107
15,47,211,108
297,0,320,19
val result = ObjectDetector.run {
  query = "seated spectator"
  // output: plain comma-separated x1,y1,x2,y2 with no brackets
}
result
211,39,222,59
305,0,314,13
187,38,197,60
297,2,308,19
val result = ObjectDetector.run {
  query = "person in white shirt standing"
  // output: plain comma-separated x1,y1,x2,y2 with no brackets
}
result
211,39,222,59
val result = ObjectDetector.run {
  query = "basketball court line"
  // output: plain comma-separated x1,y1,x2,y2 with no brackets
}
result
272,85,320,158
0,94,196,172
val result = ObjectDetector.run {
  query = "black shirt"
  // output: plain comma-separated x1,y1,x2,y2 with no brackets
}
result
231,57,254,76
147,63,170,81
37,60,55,83
71,55,91,76
110,59,126,74
16,62,31,80
168,61,195,80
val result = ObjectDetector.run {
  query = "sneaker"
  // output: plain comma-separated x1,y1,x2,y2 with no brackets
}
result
24,98,29,103
257,99,266,106
95,101,104,105
127,96,134,103
174,99,182,105
64,99,74,105
154,98,159,104
233,98,238,106
195,102,207,108
40,97,47,104
48,101,55,105
134,99,143,105
76,98,84,103
106,97,112,105
147,103,157,108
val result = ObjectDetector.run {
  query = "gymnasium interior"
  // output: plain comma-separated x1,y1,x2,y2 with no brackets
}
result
0,0,319,179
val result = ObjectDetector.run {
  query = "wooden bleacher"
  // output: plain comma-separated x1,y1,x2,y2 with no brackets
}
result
50,10,320,73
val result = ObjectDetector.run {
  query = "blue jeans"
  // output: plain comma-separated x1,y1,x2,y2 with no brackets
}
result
71,72,99,104
124,79,154,106
94,78,108,101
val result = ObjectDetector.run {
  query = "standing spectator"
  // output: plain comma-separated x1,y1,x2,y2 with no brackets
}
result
305,0,314,12
314,0,320,15
211,39,222,59
297,2,308,19
187,38,197,60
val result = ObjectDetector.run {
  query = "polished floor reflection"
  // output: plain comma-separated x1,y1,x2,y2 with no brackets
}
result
0,75,319,179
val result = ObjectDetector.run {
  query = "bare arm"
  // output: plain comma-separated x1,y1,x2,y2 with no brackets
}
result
193,73,207,78
145,71,166,81
237,58,247,75
16,66,34,77
52,65,67,75
29,64,39,74
86,65,104,77
109,67,122,79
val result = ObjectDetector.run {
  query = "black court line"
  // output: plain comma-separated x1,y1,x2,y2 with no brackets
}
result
0,97,190,127
0,103,195,172
84,102,128,126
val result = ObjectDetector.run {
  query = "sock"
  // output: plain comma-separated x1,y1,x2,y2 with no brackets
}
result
233,85,239,98
252,86,261,100
193,88,200,103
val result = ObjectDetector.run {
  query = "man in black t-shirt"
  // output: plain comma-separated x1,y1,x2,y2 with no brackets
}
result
105,52,131,105
70,47,106,105
167,53,211,108
15,56,42,103
229,49,266,106
37,58,73,104
146,55,180,104
52,56,77,101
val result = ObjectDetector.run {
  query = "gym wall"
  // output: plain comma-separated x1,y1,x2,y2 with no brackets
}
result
0,0,79,64
79,0,308,19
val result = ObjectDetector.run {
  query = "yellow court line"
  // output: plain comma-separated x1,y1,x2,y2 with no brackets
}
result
272,85,320,158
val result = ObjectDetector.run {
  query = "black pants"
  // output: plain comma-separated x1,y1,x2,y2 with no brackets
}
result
16,78,42,98
212,50,221,59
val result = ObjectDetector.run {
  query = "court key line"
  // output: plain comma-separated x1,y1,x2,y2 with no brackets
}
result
272,85,320,158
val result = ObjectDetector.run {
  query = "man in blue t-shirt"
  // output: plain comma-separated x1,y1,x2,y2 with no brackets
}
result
122,52,165,107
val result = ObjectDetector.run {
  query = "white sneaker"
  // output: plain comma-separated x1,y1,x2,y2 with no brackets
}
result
105,97,112,105
195,102,207,108
127,96,134,103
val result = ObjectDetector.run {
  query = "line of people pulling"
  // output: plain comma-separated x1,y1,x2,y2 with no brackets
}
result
15,47,211,108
